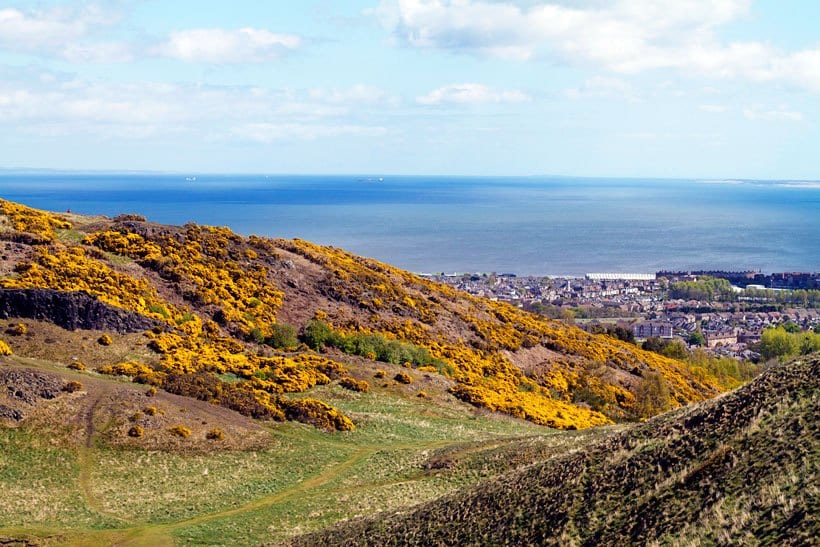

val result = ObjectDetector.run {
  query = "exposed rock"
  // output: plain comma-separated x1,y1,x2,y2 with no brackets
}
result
0,404,23,421
1,368,64,404
0,288,159,333
0,368,68,422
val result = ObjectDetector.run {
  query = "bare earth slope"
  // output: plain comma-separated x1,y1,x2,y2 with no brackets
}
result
289,354,819,546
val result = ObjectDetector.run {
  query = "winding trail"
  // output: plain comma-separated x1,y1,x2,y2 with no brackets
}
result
83,437,469,546
105,446,378,546
75,389,135,526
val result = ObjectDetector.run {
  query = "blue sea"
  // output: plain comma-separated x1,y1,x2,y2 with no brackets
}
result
1,174,818,276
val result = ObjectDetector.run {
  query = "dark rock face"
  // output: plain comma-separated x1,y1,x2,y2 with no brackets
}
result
0,288,159,333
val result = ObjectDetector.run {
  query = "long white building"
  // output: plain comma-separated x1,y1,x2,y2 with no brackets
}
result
585,273,656,281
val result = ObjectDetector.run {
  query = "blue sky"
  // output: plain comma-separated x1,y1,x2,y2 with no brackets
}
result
0,0,818,178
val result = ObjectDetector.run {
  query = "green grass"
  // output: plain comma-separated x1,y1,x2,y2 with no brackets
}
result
288,356,820,547
57,229,86,244
0,428,119,530
0,372,561,546
166,387,558,545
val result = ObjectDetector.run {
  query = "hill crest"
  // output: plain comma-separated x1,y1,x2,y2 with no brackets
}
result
1,199,728,430
289,354,819,545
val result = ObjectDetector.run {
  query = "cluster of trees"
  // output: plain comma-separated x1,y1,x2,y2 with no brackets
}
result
527,302,638,320
586,324,636,344
641,337,689,360
759,326,820,361
302,319,445,369
640,337,761,387
669,277,737,301
670,275,820,308
742,287,820,308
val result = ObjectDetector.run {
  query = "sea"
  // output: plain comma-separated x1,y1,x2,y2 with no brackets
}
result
1,174,818,277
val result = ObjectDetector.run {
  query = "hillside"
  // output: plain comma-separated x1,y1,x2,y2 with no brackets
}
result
0,199,729,431
290,354,819,546
0,199,809,546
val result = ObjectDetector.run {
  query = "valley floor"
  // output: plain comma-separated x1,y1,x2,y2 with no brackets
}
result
0,354,617,546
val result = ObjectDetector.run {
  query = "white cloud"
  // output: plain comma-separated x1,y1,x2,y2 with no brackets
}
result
416,83,530,105
0,5,129,62
158,28,302,63
0,7,303,65
232,123,388,142
699,104,728,113
307,84,396,105
0,77,392,141
565,76,636,101
376,0,820,92
743,106,803,123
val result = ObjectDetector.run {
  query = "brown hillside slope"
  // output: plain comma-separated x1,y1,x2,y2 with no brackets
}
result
1,199,727,430
289,354,819,546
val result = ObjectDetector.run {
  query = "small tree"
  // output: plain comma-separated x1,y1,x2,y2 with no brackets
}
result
642,336,666,353
267,323,298,349
687,331,706,347
302,319,334,350
635,371,671,419
660,339,688,360
759,327,798,360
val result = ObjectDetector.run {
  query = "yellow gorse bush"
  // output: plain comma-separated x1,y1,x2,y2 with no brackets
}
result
0,200,731,430
0,199,72,242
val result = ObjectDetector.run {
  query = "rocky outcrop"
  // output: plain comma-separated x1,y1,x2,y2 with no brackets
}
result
0,288,159,333
0,368,67,422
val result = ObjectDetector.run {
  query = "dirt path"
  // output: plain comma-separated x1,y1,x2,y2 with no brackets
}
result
74,389,135,526
99,446,378,546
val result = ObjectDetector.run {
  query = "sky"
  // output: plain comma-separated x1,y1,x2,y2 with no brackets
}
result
0,0,818,178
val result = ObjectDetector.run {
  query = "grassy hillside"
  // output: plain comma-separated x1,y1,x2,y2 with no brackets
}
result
0,199,732,430
0,199,810,546
0,352,594,546
290,354,819,546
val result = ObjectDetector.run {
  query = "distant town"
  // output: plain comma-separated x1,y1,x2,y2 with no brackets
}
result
421,270,820,362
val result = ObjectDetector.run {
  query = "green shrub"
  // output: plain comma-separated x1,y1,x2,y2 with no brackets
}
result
148,304,170,318
267,322,298,349
302,319,335,350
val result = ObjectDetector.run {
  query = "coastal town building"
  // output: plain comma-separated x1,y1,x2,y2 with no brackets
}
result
633,321,674,339
422,270,819,361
